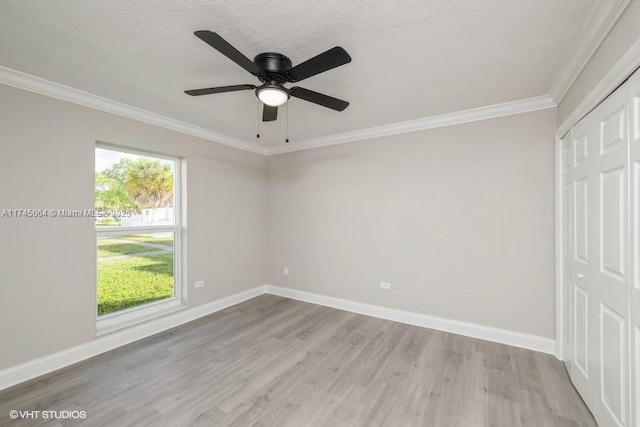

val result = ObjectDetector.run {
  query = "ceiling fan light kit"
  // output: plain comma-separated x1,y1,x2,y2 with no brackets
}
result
257,85,289,107
184,30,351,123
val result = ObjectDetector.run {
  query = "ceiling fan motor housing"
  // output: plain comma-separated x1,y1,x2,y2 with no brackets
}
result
254,52,292,84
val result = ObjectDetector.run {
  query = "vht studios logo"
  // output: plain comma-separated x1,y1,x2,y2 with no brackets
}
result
9,409,87,420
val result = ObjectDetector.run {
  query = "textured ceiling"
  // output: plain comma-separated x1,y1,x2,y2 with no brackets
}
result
0,0,595,147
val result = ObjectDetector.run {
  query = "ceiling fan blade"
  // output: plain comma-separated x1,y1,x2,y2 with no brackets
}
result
287,47,351,82
263,104,278,122
185,84,256,96
194,31,260,75
290,87,349,111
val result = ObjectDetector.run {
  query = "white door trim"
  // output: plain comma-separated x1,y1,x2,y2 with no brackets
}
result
555,134,564,360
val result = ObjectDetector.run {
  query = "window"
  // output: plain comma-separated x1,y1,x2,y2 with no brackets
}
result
95,144,181,329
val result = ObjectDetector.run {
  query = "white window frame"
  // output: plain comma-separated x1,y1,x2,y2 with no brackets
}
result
95,142,183,334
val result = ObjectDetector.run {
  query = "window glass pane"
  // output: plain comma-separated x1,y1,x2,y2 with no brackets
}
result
95,148,175,227
97,232,175,315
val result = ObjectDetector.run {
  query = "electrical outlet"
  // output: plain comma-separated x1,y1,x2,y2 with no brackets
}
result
284,267,289,276
194,280,205,288
380,282,391,290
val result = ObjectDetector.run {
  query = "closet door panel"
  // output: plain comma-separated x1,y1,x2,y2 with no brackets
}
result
565,75,634,427
570,117,596,407
592,84,630,427
600,167,625,279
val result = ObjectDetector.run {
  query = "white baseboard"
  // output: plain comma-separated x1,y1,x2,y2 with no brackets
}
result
264,285,556,355
0,284,557,391
0,285,265,391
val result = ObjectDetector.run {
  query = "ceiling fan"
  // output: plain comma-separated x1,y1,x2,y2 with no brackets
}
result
185,31,351,122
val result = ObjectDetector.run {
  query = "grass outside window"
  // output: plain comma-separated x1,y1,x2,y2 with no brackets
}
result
97,234,174,315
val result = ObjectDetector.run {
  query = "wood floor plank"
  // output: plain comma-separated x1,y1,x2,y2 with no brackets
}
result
0,295,597,426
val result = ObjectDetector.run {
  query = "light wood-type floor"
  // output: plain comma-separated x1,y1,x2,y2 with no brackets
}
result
0,295,596,426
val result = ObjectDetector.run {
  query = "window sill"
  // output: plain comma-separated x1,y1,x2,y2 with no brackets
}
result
96,299,185,336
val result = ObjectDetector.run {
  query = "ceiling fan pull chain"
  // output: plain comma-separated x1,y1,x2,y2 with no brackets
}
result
256,99,260,139
286,103,289,143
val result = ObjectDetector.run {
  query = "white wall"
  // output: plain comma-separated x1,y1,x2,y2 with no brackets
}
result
0,84,267,371
267,109,557,338
0,80,557,374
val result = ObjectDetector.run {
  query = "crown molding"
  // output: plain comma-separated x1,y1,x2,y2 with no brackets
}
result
557,32,640,137
265,95,556,155
0,66,556,157
548,0,630,104
0,66,268,155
